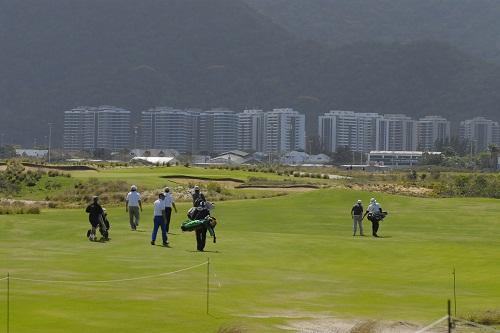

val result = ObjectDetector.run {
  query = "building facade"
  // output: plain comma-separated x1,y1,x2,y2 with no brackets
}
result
237,109,265,152
417,116,451,151
64,106,131,151
264,108,306,154
376,114,417,151
459,117,500,152
318,110,380,153
197,108,238,154
141,107,195,153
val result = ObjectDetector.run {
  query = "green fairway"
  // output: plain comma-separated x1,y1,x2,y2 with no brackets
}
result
1,188,499,332
69,166,290,188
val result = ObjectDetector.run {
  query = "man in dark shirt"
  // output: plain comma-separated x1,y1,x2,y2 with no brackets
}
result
351,200,364,236
85,196,106,241
191,185,206,206
192,201,210,251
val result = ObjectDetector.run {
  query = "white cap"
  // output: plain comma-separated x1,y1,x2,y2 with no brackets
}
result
370,198,375,203
357,200,362,203
131,185,137,191
194,185,200,190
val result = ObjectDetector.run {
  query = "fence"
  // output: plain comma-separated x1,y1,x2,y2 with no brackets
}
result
2,259,211,333
415,300,500,333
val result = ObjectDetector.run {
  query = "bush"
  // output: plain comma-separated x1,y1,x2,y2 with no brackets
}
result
465,309,500,326
207,182,223,194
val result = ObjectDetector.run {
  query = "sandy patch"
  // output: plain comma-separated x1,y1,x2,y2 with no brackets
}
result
164,176,243,188
277,319,423,333
241,312,445,333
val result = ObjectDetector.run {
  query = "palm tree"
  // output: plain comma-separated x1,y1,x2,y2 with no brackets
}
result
488,144,499,169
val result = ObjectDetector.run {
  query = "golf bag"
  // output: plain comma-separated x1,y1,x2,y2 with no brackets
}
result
367,211,388,223
181,216,217,243
87,214,110,241
187,200,215,220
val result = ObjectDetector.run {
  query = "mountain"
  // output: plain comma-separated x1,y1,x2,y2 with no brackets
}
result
245,0,500,64
1,0,500,147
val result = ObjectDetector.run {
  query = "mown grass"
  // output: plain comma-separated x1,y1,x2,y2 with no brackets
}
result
1,185,499,332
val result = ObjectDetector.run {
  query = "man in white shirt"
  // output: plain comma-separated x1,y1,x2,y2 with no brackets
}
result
363,198,383,237
162,187,177,234
125,185,142,231
151,193,168,246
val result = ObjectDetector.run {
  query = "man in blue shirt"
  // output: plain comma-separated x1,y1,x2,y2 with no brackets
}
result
151,193,168,246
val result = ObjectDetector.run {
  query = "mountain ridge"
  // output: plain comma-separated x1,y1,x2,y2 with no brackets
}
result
1,0,500,146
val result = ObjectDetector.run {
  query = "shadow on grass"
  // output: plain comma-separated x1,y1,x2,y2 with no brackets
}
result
186,250,221,253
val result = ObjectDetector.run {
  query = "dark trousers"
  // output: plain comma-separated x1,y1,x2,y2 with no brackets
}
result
195,226,207,251
164,207,172,233
152,216,167,243
371,221,379,236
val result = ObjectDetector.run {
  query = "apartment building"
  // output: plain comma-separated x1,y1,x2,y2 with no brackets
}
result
376,114,417,151
63,106,131,151
417,115,451,151
141,107,195,153
237,109,265,152
318,110,380,153
264,108,305,154
459,117,500,152
197,108,238,154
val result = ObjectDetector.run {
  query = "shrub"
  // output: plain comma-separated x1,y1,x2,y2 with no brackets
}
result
465,309,500,326
207,182,223,194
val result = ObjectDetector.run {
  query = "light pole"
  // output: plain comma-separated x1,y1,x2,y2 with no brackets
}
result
48,123,53,163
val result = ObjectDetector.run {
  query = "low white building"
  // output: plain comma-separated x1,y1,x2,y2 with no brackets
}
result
16,149,48,158
306,154,331,165
130,156,177,165
368,151,441,168
129,149,179,157
207,150,251,165
281,151,309,165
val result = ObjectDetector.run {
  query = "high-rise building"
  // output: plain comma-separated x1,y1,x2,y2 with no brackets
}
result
376,114,417,151
63,106,131,151
417,116,451,151
264,108,305,154
459,117,500,152
318,110,380,153
96,106,132,151
63,106,98,151
141,107,195,153
196,108,238,154
237,109,265,152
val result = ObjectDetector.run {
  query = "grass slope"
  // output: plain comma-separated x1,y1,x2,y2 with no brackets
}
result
1,189,499,332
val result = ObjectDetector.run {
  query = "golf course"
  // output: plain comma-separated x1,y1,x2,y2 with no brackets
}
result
0,166,499,332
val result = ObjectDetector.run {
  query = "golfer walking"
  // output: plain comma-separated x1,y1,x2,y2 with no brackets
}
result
191,185,206,206
126,185,142,230
151,193,168,246
363,198,382,237
351,199,364,236
163,187,177,233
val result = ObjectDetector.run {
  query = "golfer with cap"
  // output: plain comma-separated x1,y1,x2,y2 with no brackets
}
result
351,199,364,236
191,185,206,206
126,185,142,231
85,196,106,241
363,198,382,237
163,187,177,233
151,193,168,246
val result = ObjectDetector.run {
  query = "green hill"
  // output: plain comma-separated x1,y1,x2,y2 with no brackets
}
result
2,0,500,146
246,0,500,63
